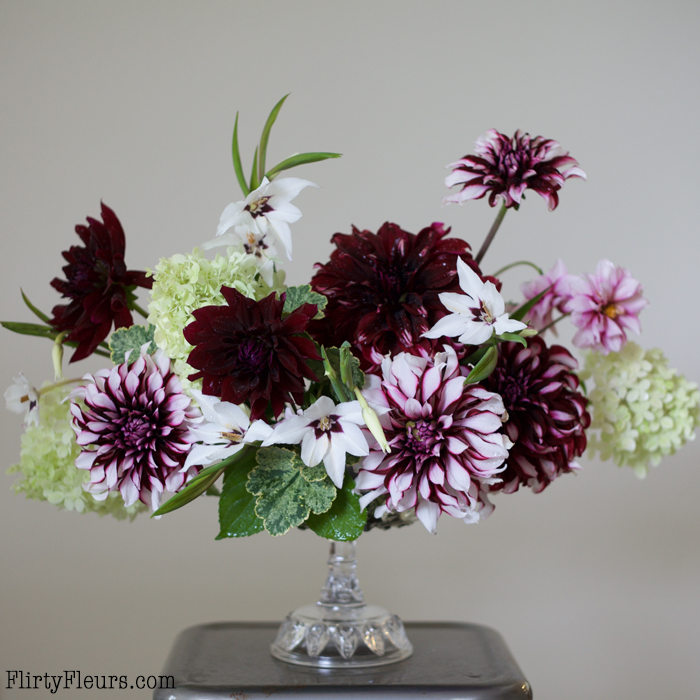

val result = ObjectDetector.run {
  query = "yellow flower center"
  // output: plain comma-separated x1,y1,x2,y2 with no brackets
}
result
603,303,621,319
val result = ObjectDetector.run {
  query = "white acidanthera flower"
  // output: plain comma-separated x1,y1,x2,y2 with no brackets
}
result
5,373,40,427
214,176,316,262
184,390,273,469
422,257,526,345
262,396,369,488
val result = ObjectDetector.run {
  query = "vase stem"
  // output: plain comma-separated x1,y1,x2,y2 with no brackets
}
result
320,541,364,606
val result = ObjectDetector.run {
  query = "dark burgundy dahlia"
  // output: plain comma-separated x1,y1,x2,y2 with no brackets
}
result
310,222,493,368
184,288,320,420
50,202,152,362
444,130,585,211
483,336,590,493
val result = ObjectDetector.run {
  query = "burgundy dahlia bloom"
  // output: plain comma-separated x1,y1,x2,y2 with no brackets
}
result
310,222,492,368
50,203,152,362
355,347,511,533
69,348,202,510
483,337,590,494
444,130,586,211
184,288,320,420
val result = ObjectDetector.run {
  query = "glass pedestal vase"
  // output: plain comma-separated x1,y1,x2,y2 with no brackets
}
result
270,541,413,668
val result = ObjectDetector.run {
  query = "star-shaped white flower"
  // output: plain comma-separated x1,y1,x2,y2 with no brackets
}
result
214,176,316,262
184,390,273,470
262,396,369,488
5,373,40,427
422,257,527,345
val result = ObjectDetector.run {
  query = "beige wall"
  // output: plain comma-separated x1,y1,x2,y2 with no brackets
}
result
1,2,699,698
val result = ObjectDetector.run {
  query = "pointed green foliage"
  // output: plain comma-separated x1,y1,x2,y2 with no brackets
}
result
266,152,341,180
217,450,264,539
21,289,50,323
497,331,528,347
109,324,157,364
307,346,364,395
510,284,552,322
0,321,110,358
306,477,367,541
232,112,250,197
249,145,260,192
282,285,327,318
464,345,498,385
258,94,289,182
246,447,336,536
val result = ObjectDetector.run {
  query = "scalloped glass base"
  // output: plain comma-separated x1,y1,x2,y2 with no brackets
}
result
271,603,413,668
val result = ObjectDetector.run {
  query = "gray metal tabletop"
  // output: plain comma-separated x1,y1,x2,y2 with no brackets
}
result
155,621,532,699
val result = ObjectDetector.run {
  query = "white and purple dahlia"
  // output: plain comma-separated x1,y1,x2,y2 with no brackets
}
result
70,347,202,510
355,347,510,533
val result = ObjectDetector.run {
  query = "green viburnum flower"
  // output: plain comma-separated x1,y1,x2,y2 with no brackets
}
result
8,383,145,519
146,247,286,388
581,343,699,477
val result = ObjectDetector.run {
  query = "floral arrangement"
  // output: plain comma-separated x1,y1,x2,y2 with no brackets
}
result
5,97,699,540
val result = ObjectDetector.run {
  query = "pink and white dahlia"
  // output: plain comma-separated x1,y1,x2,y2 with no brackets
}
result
69,347,202,510
521,259,575,334
444,129,585,211
567,259,648,354
355,347,510,533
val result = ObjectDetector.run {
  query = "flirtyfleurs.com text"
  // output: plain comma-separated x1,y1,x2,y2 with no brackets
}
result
6,671,175,694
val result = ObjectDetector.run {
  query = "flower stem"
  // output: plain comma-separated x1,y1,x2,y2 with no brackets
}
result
540,312,571,334
37,376,85,398
131,302,149,319
475,203,507,266
492,260,544,278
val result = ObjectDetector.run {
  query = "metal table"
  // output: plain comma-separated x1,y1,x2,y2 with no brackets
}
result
155,621,532,699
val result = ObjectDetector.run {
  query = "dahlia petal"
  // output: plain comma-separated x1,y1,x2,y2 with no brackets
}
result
415,500,440,534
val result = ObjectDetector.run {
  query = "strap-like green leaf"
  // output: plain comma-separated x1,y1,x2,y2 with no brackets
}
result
232,112,250,197
258,94,289,183
21,289,50,323
266,152,341,180
306,477,366,541
497,331,527,347
464,345,498,385
249,145,260,192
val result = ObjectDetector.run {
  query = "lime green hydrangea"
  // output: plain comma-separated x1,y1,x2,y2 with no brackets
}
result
8,384,145,519
581,343,699,477
147,247,286,388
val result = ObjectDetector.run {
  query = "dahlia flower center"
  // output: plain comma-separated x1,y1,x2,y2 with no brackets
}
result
498,371,530,408
377,265,407,304
237,338,271,371
118,411,155,449
245,196,272,218
404,419,442,455
602,303,621,319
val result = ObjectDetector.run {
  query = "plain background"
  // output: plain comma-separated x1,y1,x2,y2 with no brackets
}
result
1,2,699,699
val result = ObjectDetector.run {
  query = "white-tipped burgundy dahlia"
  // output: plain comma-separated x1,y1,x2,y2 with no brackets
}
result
69,347,202,510
444,129,585,211
355,347,510,533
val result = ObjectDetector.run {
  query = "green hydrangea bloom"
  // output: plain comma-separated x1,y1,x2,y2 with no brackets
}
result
8,384,145,520
581,343,699,477
147,247,286,389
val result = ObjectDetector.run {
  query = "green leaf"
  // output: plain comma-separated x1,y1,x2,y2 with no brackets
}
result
306,477,367,541
21,289,50,323
308,346,364,392
497,331,527,347
282,285,328,318
1,321,59,338
249,145,260,193
510,284,552,322
232,112,250,197
216,450,264,539
258,94,289,182
464,345,498,384
109,324,157,364
266,152,341,180
247,447,336,536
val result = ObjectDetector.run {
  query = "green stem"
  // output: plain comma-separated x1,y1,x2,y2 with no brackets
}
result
37,376,85,397
131,302,149,319
492,260,544,278
540,312,571,334
475,203,507,266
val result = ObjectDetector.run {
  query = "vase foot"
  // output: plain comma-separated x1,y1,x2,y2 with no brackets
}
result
271,603,413,668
